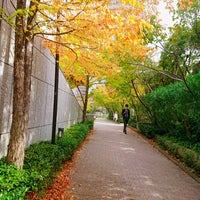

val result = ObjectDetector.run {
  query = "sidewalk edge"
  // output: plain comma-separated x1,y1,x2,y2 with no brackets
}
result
128,126,200,184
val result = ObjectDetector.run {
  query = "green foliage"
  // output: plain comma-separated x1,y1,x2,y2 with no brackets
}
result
138,123,156,138
0,164,29,200
142,72,200,142
0,121,93,200
23,142,65,192
128,117,137,128
155,135,200,174
0,7,32,27
56,122,91,159
160,0,200,77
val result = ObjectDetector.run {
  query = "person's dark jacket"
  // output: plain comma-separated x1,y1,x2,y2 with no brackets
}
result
121,108,130,120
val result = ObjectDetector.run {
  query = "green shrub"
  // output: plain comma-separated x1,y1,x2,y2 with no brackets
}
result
0,120,93,200
84,119,94,130
155,135,200,174
23,142,65,192
128,117,137,128
0,164,29,200
138,123,157,138
143,72,200,142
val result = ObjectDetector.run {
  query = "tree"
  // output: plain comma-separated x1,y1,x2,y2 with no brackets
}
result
3,0,117,168
6,0,38,169
52,0,154,121
156,0,200,96
1,0,165,168
92,84,122,117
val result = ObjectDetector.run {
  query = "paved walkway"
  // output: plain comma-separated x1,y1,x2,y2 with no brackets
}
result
69,118,200,200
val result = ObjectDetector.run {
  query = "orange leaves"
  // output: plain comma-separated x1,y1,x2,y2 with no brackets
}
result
178,0,194,9
38,0,157,90
26,161,74,200
162,0,194,10
162,0,193,11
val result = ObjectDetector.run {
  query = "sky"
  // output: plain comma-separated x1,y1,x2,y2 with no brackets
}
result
151,1,177,61
157,1,175,28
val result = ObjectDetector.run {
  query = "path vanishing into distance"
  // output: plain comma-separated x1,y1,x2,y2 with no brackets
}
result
69,118,200,200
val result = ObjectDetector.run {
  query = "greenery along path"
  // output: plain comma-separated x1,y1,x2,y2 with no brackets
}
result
68,118,200,200
4,0,200,172
26,128,94,200
27,118,200,199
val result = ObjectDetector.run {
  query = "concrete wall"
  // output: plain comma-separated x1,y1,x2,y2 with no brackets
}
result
0,0,83,158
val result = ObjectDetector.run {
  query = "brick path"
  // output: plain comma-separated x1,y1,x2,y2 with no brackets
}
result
69,118,200,200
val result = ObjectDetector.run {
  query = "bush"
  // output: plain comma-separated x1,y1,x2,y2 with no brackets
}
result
0,120,93,200
23,142,65,192
155,135,200,174
0,164,29,200
138,123,155,138
143,72,200,142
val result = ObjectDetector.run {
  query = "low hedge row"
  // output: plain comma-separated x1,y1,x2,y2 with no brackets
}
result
155,135,200,175
0,120,93,200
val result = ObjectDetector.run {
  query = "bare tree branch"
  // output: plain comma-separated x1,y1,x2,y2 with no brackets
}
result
34,28,75,36
129,62,183,81
38,35,78,60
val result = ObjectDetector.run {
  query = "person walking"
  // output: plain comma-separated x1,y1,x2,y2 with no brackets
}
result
121,104,130,134
113,111,118,122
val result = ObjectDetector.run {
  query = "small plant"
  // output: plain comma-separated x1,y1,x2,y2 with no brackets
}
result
0,163,29,200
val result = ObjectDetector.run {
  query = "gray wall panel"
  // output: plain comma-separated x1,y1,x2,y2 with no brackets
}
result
39,125,52,142
0,64,13,134
0,2,83,158
0,134,9,158
44,85,54,125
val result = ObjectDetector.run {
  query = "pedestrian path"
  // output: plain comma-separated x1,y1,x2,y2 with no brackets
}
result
69,118,200,200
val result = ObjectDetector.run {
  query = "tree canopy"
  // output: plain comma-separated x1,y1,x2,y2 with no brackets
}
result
1,0,199,168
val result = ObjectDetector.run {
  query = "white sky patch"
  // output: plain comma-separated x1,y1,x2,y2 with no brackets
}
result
157,1,174,28
150,1,178,62
158,0,178,28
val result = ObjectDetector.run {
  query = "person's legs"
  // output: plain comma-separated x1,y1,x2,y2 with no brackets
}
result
123,119,128,134
123,119,126,132
124,123,127,134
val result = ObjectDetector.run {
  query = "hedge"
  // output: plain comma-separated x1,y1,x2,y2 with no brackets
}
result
0,120,93,200
143,72,200,142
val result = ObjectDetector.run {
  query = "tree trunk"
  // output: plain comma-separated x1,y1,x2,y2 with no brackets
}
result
82,75,90,122
0,0,5,30
7,0,34,169
131,79,152,120
23,37,33,144
6,0,26,169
